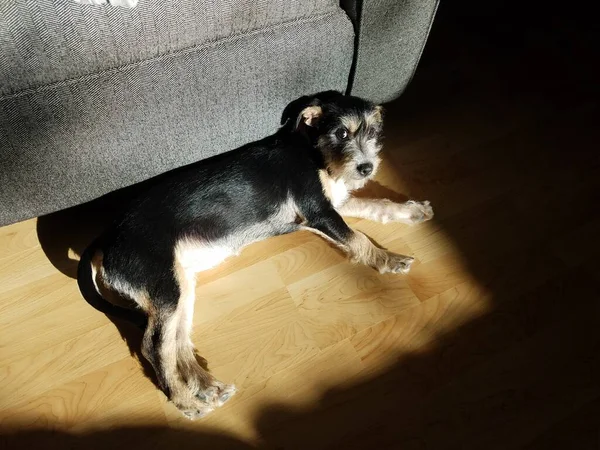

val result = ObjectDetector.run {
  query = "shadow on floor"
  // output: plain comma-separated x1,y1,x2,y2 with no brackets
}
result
20,2,600,449
0,427,254,450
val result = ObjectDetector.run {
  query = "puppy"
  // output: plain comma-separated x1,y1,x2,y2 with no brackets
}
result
78,91,433,419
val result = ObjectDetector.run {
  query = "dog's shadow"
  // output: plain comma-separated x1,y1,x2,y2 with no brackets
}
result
36,178,401,390
37,183,158,386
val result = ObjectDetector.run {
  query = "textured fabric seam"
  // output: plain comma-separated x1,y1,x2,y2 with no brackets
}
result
342,0,361,95
0,10,341,101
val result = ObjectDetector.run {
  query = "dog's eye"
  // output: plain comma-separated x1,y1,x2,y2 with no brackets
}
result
336,128,348,140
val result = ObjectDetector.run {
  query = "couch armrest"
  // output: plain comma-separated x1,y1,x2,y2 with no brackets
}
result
341,0,439,103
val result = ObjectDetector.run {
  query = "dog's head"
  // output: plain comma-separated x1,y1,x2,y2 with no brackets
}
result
281,91,384,190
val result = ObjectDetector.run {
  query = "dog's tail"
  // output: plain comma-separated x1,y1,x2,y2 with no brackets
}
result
77,240,147,329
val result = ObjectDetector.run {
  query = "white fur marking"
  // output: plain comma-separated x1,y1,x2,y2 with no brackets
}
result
91,261,100,294
328,178,349,208
173,196,299,275
175,241,233,273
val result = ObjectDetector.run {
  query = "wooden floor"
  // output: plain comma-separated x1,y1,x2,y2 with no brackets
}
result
1,6,599,450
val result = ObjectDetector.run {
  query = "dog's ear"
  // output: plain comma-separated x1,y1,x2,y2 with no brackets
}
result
298,105,322,127
280,91,344,129
374,105,384,122
280,95,313,127
367,105,384,126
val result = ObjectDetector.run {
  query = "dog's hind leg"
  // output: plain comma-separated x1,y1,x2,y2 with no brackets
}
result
140,267,235,419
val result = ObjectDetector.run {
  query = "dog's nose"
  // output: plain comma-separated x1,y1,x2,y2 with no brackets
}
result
357,163,373,177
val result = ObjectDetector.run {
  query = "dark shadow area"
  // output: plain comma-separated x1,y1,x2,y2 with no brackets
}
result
36,182,157,385
36,191,128,279
247,3,600,449
249,3,600,448
21,1,600,449
0,426,255,450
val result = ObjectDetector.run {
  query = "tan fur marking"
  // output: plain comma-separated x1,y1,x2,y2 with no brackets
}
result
140,254,236,419
301,106,322,127
169,258,214,391
173,260,196,341
345,231,414,274
341,114,361,134
337,198,433,225
317,142,349,181
345,231,388,267
90,250,103,292
365,105,384,128
318,169,349,207
91,250,148,311
319,169,334,202
304,226,414,274
151,297,216,414
156,308,181,388
302,226,339,246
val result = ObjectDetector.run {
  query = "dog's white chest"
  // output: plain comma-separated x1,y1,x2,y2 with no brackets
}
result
327,177,349,208
319,170,349,208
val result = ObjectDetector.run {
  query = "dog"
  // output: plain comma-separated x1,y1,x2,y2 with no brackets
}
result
78,91,433,419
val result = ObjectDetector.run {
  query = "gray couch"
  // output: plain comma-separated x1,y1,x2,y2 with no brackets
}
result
0,0,438,226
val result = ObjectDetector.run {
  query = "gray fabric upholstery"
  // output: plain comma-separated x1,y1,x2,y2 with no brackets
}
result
0,0,339,97
72,0,139,8
347,0,439,103
0,10,354,225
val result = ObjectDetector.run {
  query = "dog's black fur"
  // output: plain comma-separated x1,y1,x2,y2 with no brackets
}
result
78,91,433,419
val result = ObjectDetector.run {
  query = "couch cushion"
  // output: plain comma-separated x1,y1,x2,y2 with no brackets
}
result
0,0,340,96
0,10,354,225
347,0,439,103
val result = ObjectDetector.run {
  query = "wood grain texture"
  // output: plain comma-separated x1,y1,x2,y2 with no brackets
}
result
1,6,599,449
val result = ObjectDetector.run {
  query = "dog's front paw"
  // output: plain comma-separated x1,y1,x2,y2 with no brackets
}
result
378,252,414,274
401,200,434,225
377,200,434,225
176,381,236,420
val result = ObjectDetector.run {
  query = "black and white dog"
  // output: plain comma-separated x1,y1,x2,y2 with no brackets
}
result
78,91,433,419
